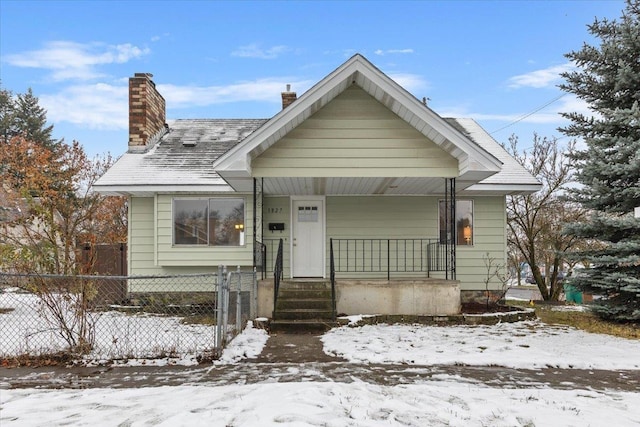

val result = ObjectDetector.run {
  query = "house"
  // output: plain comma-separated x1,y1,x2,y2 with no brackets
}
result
94,54,541,319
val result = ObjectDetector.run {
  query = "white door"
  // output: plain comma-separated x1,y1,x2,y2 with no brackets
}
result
292,198,324,277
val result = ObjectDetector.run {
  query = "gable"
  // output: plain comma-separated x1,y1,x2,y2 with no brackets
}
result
252,86,458,178
213,54,504,192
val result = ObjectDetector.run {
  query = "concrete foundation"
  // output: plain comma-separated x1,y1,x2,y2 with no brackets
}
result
258,278,461,318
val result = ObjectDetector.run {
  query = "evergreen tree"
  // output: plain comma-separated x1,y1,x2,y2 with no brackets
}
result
0,85,55,147
15,88,55,148
560,0,640,322
0,86,17,142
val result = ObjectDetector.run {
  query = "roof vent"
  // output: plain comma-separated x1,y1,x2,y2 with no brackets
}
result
182,138,197,147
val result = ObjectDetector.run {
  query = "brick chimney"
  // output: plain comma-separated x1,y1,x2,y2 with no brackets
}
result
129,73,166,150
281,84,297,109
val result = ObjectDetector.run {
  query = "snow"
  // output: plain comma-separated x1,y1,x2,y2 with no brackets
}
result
216,321,269,364
2,381,639,426
322,320,640,370
0,290,221,364
2,308,640,425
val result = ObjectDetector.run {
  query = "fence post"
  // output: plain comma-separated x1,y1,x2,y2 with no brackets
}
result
252,267,258,319
222,266,229,345
236,266,242,333
216,265,224,351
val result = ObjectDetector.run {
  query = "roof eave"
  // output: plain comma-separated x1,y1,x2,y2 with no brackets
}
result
92,183,237,197
460,183,543,196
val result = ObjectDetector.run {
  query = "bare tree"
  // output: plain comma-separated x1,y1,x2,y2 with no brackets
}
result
505,134,585,301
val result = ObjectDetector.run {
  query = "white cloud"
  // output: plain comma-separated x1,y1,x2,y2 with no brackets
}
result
388,73,429,94
40,83,128,130
159,78,315,108
231,44,290,59
3,41,150,81
37,77,316,130
374,49,414,56
508,63,574,89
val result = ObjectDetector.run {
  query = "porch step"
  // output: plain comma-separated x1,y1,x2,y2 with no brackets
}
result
270,319,340,334
273,280,336,333
276,298,333,310
275,309,335,320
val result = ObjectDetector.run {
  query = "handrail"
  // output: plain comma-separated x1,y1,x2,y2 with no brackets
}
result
260,239,282,274
329,238,337,321
272,238,284,318
254,240,267,280
330,238,448,279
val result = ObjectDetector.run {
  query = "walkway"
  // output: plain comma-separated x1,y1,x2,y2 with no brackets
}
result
1,333,638,392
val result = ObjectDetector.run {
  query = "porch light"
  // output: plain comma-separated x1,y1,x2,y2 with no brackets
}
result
234,224,244,230
463,225,472,244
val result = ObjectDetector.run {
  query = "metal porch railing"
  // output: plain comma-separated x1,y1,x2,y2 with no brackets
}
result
329,238,448,280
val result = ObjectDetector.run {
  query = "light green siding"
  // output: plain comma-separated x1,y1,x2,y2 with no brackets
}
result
252,86,458,178
128,197,157,276
129,193,506,292
260,195,507,291
455,196,507,291
127,194,255,277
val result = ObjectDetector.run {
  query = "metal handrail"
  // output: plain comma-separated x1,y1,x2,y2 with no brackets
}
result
254,240,267,280
329,238,337,321
272,238,284,318
330,238,448,280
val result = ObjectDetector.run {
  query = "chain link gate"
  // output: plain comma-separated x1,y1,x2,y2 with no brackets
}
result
0,267,256,363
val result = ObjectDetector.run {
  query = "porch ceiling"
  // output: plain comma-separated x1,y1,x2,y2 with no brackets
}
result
262,176,474,195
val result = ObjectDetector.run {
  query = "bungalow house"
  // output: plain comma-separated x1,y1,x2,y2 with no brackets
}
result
94,54,540,322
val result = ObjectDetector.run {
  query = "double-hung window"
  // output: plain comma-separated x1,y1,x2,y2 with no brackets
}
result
439,200,474,246
173,198,245,246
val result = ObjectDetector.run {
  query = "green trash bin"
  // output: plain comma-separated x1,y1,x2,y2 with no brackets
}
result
563,284,583,304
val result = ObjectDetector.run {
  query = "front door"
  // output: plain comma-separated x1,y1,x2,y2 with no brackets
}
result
292,198,324,277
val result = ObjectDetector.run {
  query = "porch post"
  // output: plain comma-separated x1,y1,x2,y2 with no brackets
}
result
253,178,257,269
444,177,457,280
449,178,456,280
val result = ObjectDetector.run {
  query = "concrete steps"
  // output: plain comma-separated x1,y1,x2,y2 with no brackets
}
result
271,280,338,333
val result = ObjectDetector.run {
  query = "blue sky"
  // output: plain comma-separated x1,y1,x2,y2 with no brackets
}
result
0,0,626,158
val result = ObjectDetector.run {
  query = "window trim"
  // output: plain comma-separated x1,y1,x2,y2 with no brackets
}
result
172,197,246,247
438,199,474,246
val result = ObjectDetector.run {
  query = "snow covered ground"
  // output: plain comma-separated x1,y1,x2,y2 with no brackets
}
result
322,318,640,370
2,318,640,426
0,288,221,363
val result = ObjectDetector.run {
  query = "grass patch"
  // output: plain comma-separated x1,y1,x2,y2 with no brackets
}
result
507,300,640,339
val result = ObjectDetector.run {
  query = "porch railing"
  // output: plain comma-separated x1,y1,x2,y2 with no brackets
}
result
272,238,284,318
329,238,337,320
254,240,267,280
329,238,447,280
261,238,282,275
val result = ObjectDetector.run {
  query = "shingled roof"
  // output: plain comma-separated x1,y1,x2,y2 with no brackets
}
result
94,118,267,195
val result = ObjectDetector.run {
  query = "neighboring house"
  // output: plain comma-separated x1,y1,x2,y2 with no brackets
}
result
94,54,540,318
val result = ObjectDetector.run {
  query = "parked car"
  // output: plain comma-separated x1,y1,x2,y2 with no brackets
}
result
525,271,564,284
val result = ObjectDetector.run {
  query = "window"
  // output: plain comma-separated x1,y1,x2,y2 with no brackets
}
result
173,198,245,246
439,200,474,246
297,206,318,222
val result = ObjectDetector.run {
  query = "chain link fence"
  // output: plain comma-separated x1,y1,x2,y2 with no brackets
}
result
0,266,256,363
